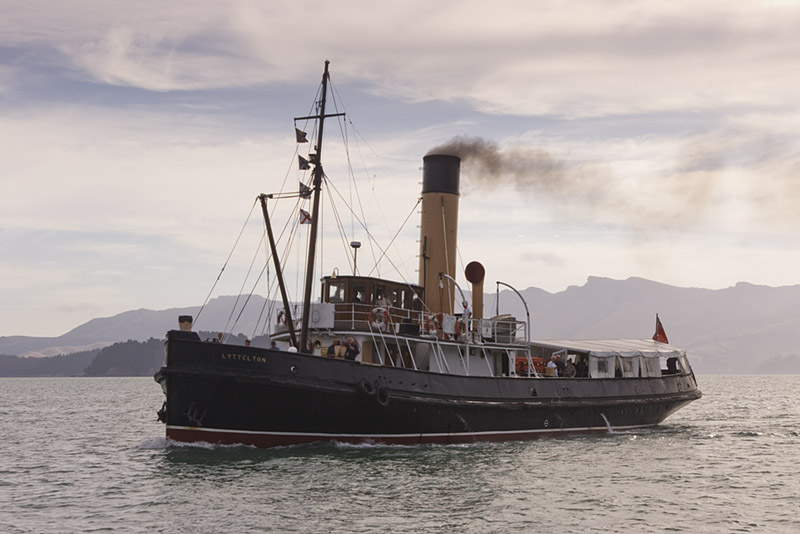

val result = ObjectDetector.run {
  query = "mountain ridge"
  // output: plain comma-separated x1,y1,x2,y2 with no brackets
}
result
3,277,798,374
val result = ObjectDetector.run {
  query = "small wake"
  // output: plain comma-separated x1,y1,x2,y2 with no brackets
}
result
138,437,254,450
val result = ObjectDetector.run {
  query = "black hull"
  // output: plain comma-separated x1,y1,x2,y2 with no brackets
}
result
155,331,701,448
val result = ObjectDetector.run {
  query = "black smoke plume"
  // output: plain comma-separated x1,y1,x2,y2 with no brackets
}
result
426,135,723,231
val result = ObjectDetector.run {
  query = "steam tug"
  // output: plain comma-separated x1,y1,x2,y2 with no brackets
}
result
154,61,701,448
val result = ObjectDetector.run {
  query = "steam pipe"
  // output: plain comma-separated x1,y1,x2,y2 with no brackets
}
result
496,280,534,376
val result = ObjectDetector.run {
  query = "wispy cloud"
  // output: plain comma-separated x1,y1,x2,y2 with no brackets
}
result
3,0,800,336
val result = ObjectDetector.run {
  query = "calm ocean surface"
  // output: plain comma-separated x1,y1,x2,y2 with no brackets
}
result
1,375,798,533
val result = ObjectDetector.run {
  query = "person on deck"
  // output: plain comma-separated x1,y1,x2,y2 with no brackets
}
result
344,337,360,361
564,358,577,378
555,354,566,377
375,291,390,308
327,339,341,358
547,355,559,377
575,357,587,377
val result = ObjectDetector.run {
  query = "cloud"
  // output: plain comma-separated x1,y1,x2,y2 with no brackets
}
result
4,1,800,117
3,0,800,336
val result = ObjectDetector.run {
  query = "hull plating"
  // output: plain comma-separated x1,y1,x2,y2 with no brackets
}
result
155,332,701,448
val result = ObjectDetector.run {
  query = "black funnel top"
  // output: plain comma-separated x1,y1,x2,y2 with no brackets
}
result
422,154,460,195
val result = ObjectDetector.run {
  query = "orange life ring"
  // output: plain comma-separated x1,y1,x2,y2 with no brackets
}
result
369,307,390,330
424,314,440,333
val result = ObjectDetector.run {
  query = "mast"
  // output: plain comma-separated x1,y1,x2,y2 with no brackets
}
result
299,60,331,352
259,193,298,349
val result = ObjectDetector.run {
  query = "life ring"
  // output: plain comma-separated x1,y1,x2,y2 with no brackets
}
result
454,319,466,339
376,386,390,407
369,307,390,331
424,314,441,334
359,378,376,396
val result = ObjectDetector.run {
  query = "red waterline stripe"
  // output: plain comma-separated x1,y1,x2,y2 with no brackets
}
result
166,423,653,448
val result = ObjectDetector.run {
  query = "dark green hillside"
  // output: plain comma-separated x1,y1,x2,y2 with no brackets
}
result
1,331,263,377
84,338,165,376
83,332,259,376
0,348,101,377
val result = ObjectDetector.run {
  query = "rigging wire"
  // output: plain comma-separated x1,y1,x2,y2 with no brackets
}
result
365,197,421,278
328,79,382,275
250,236,273,342
324,179,434,315
229,262,268,339
211,71,441,339
194,197,259,328
200,73,329,340
323,175,358,274
221,231,267,341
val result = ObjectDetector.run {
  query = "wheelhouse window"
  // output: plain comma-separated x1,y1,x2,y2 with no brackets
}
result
354,285,365,303
320,275,423,309
328,282,345,303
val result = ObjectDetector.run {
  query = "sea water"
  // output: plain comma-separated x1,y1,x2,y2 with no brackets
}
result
1,375,798,533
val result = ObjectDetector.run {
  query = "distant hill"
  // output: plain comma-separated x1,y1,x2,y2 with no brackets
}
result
83,338,165,377
0,332,269,377
507,277,800,374
83,333,260,377
0,295,271,357
1,277,798,374
0,348,101,377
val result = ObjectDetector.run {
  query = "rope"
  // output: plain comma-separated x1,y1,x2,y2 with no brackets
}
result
194,197,259,327
365,197,421,278
325,179,434,316
222,232,266,340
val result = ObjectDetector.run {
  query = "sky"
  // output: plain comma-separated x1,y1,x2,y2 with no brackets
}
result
2,0,800,337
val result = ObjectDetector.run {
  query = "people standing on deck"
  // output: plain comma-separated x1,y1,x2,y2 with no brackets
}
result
327,339,341,358
547,355,559,377
555,354,565,377
575,357,587,377
270,340,280,351
344,337,360,361
564,358,577,378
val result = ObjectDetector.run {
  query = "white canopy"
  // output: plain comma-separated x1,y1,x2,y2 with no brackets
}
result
532,339,685,359
532,339,686,378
